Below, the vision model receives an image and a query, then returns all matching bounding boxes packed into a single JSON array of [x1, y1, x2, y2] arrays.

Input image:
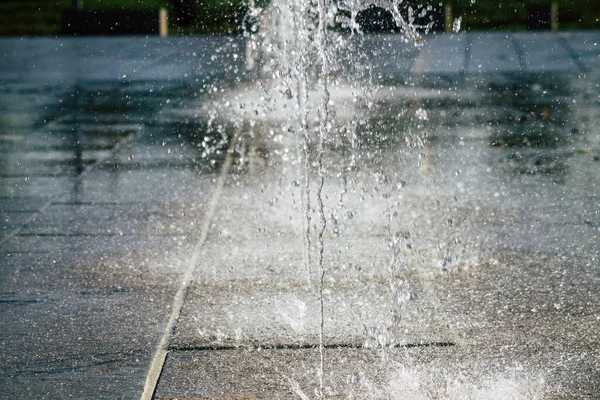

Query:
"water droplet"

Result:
[[415, 108, 428, 121], [440, 256, 453, 267], [452, 17, 462, 33]]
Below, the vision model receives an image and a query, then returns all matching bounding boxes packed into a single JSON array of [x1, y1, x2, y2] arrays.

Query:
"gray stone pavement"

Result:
[[0, 32, 599, 399]]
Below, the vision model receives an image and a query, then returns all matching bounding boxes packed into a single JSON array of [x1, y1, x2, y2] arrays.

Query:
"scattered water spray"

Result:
[[336, 0, 425, 45], [315, 0, 332, 395], [239, 0, 440, 395]]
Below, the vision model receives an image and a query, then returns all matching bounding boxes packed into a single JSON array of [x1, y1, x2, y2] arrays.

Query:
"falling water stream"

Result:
[[315, 1, 330, 394], [242, 0, 431, 396], [239, 0, 450, 397], [189, 0, 588, 397]]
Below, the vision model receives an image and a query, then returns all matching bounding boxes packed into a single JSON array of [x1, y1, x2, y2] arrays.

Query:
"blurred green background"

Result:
[[454, 0, 599, 30], [0, 0, 598, 36]]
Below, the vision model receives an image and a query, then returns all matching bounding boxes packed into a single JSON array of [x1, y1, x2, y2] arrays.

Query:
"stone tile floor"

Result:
[[0, 32, 599, 399]]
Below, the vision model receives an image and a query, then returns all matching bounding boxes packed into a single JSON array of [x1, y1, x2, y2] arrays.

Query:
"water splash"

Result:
[[452, 16, 462, 33], [239, 0, 436, 395], [357, 364, 547, 399], [336, 0, 425, 45], [244, 0, 433, 395]]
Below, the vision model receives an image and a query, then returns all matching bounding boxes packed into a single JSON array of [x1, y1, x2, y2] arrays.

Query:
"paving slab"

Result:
[[157, 325, 598, 399], [20, 202, 209, 236], [512, 32, 578, 72], [356, 35, 420, 81], [0, 36, 245, 83], [0, 213, 36, 241], [0, 197, 48, 213], [0, 37, 230, 398], [158, 248, 600, 398], [56, 169, 219, 205], [413, 33, 468, 75], [0, 256, 180, 399], [468, 32, 520, 73], [159, 58, 598, 399], [0, 176, 79, 200], [411, 31, 600, 75], [559, 31, 600, 70]]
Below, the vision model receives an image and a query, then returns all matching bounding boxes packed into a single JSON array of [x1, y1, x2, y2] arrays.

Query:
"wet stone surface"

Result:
[[0, 36, 244, 398], [1, 33, 599, 399]]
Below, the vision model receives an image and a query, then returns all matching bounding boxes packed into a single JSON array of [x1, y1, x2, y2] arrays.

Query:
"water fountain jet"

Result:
[[186, 1, 568, 398]]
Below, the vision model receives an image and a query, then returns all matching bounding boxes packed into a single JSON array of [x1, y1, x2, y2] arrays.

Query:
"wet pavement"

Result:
[[1, 32, 599, 399]]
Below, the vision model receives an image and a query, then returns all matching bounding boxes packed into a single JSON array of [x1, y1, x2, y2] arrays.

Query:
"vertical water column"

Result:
[[243, 0, 431, 394], [315, 0, 331, 396]]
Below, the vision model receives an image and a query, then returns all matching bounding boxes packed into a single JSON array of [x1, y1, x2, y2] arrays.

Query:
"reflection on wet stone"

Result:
[[0, 31, 599, 399]]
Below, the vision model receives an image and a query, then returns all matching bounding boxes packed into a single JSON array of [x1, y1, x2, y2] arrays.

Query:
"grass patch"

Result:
[[0, 0, 598, 35], [0, 0, 173, 36], [452, 0, 600, 30]]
